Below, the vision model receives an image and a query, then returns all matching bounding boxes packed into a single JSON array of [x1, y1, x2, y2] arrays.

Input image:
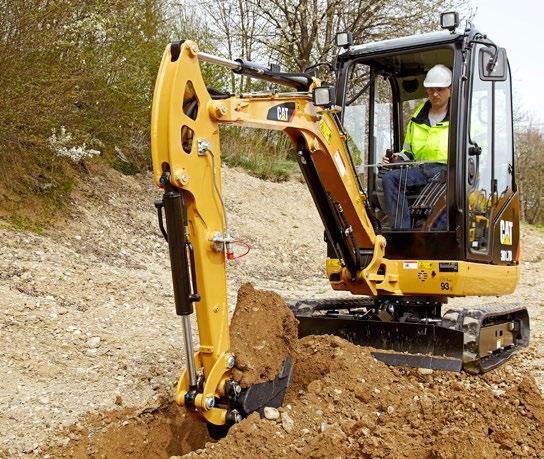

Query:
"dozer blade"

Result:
[[296, 313, 464, 372], [291, 299, 530, 373]]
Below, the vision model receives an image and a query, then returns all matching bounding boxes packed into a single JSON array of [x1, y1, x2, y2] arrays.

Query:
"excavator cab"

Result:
[[294, 19, 527, 374], [336, 21, 519, 265]]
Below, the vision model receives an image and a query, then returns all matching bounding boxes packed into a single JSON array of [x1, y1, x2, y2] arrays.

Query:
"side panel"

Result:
[[327, 259, 519, 297], [489, 192, 520, 264]]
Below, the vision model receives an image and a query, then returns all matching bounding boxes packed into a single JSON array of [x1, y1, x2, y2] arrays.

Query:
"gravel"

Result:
[[1, 166, 543, 457]]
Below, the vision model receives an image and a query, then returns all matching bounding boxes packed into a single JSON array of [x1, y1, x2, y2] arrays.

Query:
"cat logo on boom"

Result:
[[267, 102, 295, 122]]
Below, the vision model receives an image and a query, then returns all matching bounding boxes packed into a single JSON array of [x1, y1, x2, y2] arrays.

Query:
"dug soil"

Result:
[[186, 334, 544, 459], [230, 283, 298, 387], [45, 286, 544, 459], [182, 286, 544, 459]]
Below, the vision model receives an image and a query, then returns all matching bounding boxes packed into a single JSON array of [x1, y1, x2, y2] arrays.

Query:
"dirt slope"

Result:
[[1, 166, 543, 457]]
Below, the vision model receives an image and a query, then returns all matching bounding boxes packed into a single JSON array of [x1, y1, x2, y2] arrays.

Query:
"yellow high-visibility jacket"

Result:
[[402, 99, 449, 164]]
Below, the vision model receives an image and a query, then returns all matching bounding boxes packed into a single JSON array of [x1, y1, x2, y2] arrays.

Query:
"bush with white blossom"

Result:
[[48, 127, 101, 162]]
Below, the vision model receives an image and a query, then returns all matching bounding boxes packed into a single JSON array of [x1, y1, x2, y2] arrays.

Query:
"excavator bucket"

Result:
[[290, 299, 529, 373]]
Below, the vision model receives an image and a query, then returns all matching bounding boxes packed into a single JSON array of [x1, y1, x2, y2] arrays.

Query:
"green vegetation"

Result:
[[0, 0, 170, 226], [223, 155, 298, 182], [220, 127, 299, 182], [0, 0, 493, 229]]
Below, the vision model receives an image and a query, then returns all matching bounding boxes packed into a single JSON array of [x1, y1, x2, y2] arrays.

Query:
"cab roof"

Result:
[[340, 30, 462, 60]]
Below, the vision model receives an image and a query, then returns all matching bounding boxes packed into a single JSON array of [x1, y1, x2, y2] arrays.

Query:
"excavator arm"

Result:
[[150, 40, 398, 428]]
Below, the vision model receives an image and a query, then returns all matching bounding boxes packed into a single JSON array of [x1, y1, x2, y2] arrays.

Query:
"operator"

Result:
[[381, 64, 451, 230]]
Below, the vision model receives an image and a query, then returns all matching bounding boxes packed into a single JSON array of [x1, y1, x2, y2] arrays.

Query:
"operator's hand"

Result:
[[381, 152, 398, 164]]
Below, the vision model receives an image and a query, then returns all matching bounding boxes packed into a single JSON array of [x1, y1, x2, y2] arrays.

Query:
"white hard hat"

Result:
[[424, 64, 452, 88]]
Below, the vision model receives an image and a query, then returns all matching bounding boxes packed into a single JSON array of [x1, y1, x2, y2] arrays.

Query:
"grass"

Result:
[[223, 154, 298, 182], [220, 127, 300, 182], [111, 158, 140, 176], [1, 215, 45, 234]]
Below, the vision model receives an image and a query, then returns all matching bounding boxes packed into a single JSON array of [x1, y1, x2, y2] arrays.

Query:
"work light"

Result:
[[335, 32, 353, 49], [441, 12, 459, 31], [312, 87, 335, 107]]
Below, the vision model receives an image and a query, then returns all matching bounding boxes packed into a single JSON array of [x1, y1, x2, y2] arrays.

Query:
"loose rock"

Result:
[[264, 407, 280, 421], [281, 412, 294, 433]]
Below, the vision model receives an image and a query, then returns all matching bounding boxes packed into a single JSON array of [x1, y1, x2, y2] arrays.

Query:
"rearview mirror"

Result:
[[479, 47, 507, 81]]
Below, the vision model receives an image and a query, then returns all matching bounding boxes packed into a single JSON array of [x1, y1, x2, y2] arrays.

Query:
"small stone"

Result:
[[85, 349, 97, 357], [387, 405, 395, 414], [315, 409, 323, 416], [354, 386, 371, 403], [493, 389, 505, 398], [115, 395, 123, 406], [264, 407, 280, 420], [302, 428, 310, 435], [281, 412, 294, 433], [320, 422, 330, 433], [87, 337, 101, 348], [307, 379, 322, 394], [418, 368, 434, 375], [333, 389, 342, 395], [451, 381, 464, 391]]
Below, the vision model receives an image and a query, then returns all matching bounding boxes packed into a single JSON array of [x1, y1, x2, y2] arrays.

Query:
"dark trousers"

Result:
[[382, 164, 446, 230]]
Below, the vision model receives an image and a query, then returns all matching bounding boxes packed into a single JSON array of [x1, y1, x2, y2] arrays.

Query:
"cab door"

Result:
[[465, 43, 518, 264]]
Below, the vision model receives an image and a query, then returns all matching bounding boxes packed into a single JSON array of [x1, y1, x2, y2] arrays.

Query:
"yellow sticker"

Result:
[[321, 120, 332, 144], [326, 258, 342, 269], [418, 261, 433, 270]]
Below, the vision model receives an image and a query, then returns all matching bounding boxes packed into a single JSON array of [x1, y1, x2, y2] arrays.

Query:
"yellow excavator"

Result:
[[151, 12, 529, 435]]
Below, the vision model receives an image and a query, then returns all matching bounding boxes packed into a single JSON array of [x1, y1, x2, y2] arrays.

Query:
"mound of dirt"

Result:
[[229, 283, 298, 387], [186, 334, 544, 459]]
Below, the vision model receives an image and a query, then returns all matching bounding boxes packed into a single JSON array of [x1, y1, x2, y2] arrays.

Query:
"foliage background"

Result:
[[0, 0, 540, 225]]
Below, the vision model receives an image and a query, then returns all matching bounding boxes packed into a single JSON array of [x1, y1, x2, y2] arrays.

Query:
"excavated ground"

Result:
[[1, 165, 543, 458]]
